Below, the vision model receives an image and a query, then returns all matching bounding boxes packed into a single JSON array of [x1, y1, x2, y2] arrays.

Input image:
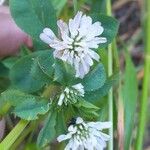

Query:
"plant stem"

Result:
[[106, 1, 113, 150], [136, 0, 150, 149], [73, 0, 77, 15], [0, 120, 29, 150]]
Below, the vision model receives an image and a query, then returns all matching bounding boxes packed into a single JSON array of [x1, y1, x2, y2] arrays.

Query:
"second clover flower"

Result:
[[40, 11, 107, 78]]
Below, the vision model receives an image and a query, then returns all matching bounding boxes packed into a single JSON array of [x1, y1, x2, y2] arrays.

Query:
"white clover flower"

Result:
[[57, 117, 111, 150], [40, 11, 107, 78], [0, 0, 5, 5], [58, 83, 84, 106]]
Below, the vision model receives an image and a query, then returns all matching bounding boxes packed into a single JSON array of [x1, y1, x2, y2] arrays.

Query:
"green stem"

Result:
[[0, 120, 29, 150], [106, 1, 114, 150], [136, 0, 150, 149], [73, 0, 77, 15]]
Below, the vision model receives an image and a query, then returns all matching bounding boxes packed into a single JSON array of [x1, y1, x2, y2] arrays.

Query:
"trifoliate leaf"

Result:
[[10, 0, 57, 49], [84, 74, 118, 102], [53, 59, 75, 85], [0, 89, 48, 116], [10, 50, 54, 93], [13, 99, 50, 120], [82, 63, 106, 91]]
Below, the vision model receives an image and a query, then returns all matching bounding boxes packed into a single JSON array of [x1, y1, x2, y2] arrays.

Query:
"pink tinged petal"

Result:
[[40, 33, 52, 44], [57, 133, 72, 142], [57, 19, 69, 35], [58, 93, 65, 106], [88, 49, 100, 61], [57, 20, 73, 44]]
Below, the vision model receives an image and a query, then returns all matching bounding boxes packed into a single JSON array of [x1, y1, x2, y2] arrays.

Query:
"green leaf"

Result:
[[122, 53, 138, 150], [84, 74, 118, 102], [51, 0, 67, 16], [10, 0, 57, 48], [75, 99, 99, 110], [0, 89, 48, 116], [90, 0, 106, 14], [90, 14, 119, 48], [10, 50, 54, 93], [0, 62, 9, 77], [0, 89, 33, 107], [74, 99, 99, 119], [37, 111, 57, 147], [53, 59, 75, 85], [82, 63, 106, 91], [38, 51, 55, 78], [55, 111, 66, 136], [0, 77, 10, 93], [13, 99, 50, 120], [2, 57, 19, 69]]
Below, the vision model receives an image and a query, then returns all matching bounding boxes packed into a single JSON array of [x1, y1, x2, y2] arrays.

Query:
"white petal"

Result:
[[72, 83, 84, 91], [69, 11, 83, 38], [76, 117, 84, 124], [78, 15, 92, 37], [57, 19, 69, 36], [61, 50, 70, 61], [85, 54, 94, 66], [97, 37, 107, 43], [43, 28, 56, 39], [58, 93, 65, 106], [88, 121, 112, 130], [68, 125, 77, 134], [40, 33, 52, 44], [57, 20, 73, 45], [87, 49, 100, 61], [50, 41, 67, 50], [57, 133, 72, 142]]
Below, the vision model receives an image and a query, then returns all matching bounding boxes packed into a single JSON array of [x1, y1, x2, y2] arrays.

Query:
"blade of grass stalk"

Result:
[[136, 0, 150, 149], [106, 1, 115, 150], [0, 120, 29, 150], [122, 51, 138, 150], [73, 0, 77, 15]]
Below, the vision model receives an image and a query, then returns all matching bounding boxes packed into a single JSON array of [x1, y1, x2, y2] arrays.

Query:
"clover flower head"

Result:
[[40, 11, 107, 78], [57, 83, 84, 106], [57, 117, 111, 150]]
